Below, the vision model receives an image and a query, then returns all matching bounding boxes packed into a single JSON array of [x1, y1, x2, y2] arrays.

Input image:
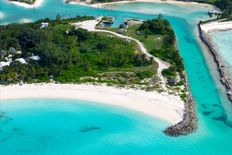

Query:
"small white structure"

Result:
[[16, 50, 22, 54], [208, 10, 223, 15], [30, 55, 40, 61], [40, 22, 49, 29], [15, 58, 27, 64], [0, 61, 11, 70]]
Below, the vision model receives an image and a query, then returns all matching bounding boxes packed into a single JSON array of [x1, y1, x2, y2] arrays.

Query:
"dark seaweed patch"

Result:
[[17, 149, 33, 153], [184, 36, 194, 43], [212, 104, 219, 107], [80, 126, 101, 133], [203, 111, 214, 116], [201, 104, 207, 109], [212, 116, 226, 121]]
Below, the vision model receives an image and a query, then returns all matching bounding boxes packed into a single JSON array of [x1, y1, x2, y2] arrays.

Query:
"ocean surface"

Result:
[[210, 30, 232, 76], [1, 0, 232, 154]]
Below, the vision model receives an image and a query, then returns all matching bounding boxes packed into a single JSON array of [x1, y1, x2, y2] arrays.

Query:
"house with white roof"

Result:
[[15, 58, 27, 64], [40, 22, 49, 29]]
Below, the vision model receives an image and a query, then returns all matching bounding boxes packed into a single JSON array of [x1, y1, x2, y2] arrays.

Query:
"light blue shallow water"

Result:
[[0, 99, 232, 155], [210, 30, 232, 75], [1, 0, 232, 154]]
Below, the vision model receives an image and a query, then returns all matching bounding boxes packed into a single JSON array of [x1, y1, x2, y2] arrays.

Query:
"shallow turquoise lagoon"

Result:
[[1, 0, 232, 154], [210, 30, 232, 75], [0, 99, 232, 155]]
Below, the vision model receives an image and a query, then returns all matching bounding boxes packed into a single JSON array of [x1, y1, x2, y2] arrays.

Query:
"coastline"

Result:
[[0, 83, 185, 125], [68, 0, 214, 8], [8, 0, 44, 8], [199, 21, 232, 102]]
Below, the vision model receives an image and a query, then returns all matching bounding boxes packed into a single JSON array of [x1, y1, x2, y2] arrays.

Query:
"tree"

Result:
[[17, 27, 38, 50]]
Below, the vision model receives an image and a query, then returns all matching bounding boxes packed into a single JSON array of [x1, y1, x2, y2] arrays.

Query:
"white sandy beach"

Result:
[[9, 0, 44, 8], [0, 84, 184, 125], [69, 0, 214, 8], [200, 21, 232, 33]]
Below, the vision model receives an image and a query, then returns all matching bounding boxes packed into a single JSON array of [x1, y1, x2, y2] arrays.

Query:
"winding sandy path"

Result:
[[72, 19, 169, 84]]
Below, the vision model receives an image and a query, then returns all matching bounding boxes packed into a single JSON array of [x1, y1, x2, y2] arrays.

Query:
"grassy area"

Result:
[[103, 24, 164, 52]]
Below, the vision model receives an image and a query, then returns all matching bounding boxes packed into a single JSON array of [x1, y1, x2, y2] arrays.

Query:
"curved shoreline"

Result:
[[0, 83, 185, 126], [8, 0, 44, 8], [199, 21, 232, 102], [68, 0, 214, 8]]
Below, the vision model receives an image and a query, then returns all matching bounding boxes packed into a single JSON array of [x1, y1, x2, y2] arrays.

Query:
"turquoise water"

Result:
[[0, 99, 232, 155], [1, 0, 232, 154], [210, 30, 232, 75]]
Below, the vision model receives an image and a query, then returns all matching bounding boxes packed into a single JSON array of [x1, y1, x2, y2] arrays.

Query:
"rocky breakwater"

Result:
[[164, 74, 197, 136], [198, 22, 232, 102]]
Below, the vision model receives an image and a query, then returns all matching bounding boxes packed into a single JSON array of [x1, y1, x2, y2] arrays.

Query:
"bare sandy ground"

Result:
[[0, 83, 184, 125], [69, 0, 214, 8], [200, 21, 232, 33]]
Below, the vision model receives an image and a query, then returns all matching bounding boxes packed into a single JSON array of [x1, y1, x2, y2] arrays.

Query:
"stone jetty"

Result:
[[198, 22, 232, 102], [164, 73, 197, 136]]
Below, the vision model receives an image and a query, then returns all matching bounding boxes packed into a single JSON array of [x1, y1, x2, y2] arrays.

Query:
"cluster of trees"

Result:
[[138, 18, 176, 45], [191, 0, 232, 19], [0, 17, 152, 83], [137, 18, 184, 79], [215, 0, 232, 18]]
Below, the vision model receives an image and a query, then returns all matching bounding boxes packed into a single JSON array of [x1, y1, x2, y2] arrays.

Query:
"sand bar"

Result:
[[200, 21, 232, 33], [69, 0, 214, 8], [9, 0, 44, 8], [0, 83, 184, 125]]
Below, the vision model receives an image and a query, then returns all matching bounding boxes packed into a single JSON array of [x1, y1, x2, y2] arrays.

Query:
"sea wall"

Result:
[[198, 23, 232, 102], [164, 73, 198, 136]]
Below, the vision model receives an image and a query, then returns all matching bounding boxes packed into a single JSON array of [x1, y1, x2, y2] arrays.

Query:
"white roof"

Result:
[[0, 61, 11, 69], [15, 58, 27, 64], [30, 55, 40, 61]]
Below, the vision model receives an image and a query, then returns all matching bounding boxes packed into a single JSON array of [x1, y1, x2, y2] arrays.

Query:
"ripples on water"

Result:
[[0, 0, 232, 154]]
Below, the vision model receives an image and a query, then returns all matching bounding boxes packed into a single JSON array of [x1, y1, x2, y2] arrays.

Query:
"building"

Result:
[[40, 22, 49, 29], [117, 28, 127, 34], [30, 55, 41, 61], [0, 61, 11, 70], [15, 58, 27, 64], [208, 10, 223, 15]]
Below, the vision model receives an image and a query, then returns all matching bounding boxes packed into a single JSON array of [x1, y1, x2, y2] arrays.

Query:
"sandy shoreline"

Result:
[[200, 21, 232, 32], [199, 21, 232, 102], [0, 83, 184, 125], [9, 0, 44, 8], [69, 0, 214, 8]]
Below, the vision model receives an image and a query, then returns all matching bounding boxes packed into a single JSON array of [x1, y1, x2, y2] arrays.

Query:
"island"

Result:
[[0, 15, 197, 136]]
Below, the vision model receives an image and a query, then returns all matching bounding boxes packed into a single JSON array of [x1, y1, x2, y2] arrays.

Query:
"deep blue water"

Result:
[[1, 0, 232, 154]]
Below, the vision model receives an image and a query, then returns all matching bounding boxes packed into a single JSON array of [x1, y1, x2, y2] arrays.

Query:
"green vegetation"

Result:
[[192, 0, 232, 19], [103, 17, 185, 87], [10, 0, 36, 5], [125, 24, 164, 51], [138, 18, 184, 83], [0, 16, 157, 88]]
